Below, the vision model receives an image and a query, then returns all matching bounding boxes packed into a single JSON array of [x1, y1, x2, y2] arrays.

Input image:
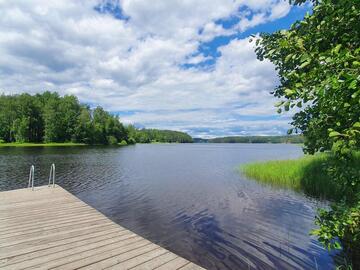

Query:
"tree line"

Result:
[[127, 125, 193, 143], [194, 135, 304, 144], [0, 92, 193, 145]]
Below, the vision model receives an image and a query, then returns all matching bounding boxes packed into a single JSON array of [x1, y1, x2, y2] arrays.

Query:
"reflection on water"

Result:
[[0, 144, 336, 269]]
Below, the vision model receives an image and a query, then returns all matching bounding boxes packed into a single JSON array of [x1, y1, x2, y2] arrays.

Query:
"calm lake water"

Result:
[[0, 144, 336, 269]]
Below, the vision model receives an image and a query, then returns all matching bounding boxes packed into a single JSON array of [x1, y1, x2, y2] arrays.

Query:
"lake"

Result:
[[0, 144, 336, 269]]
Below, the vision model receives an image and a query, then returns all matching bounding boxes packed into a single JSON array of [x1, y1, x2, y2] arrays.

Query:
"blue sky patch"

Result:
[[94, 1, 129, 21]]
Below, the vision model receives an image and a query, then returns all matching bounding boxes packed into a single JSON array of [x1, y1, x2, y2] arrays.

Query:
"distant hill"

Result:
[[127, 126, 193, 143], [193, 135, 304, 144]]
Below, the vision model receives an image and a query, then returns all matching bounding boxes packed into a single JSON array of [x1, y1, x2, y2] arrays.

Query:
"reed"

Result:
[[241, 153, 360, 201]]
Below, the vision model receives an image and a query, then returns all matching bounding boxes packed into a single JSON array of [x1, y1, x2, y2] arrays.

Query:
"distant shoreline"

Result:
[[0, 140, 304, 147], [0, 142, 87, 147], [193, 135, 304, 144]]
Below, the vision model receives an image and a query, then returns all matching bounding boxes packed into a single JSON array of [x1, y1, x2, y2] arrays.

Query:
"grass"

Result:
[[0, 142, 87, 147], [241, 153, 360, 201]]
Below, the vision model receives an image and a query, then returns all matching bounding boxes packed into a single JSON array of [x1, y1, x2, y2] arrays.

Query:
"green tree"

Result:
[[253, 0, 360, 267], [0, 92, 131, 145], [129, 127, 193, 143], [12, 117, 29, 142], [59, 95, 81, 142], [126, 124, 137, 144], [93, 106, 109, 144], [0, 95, 18, 142], [43, 93, 63, 142], [16, 94, 43, 142], [75, 107, 94, 144]]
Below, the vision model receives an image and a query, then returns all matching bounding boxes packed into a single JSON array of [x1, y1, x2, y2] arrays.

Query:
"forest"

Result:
[[127, 125, 193, 143], [0, 92, 192, 145]]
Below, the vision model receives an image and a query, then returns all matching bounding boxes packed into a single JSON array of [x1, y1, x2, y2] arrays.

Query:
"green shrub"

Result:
[[127, 137, 136, 145], [107, 136, 118, 145], [119, 140, 127, 146]]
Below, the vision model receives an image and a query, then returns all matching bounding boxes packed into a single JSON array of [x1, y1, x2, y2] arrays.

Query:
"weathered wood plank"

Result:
[[0, 204, 89, 221], [179, 263, 206, 270], [155, 257, 190, 270], [0, 217, 119, 244], [0, 222, 115, 257], [106, 248, 169, 269], [37, 239, 151, 270], [0, 185, 204, 270], [0, 209, 100, 229], [0, 215, 109, 241], [1, 232, 138, 270], [75, 243, 159, 270], [0, 224, 116, 259], [0, 228, 121, 267], [122, 251, 178, 270]]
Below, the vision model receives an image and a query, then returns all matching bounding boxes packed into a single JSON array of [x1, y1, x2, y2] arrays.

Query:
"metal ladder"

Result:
[[48, 163, 55, 188], [28, 165, 35, 190], [27, 164, 56, 190]]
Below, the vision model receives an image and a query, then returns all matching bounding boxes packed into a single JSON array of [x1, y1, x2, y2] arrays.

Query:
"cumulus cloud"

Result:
[[0, 0, 296, 136]]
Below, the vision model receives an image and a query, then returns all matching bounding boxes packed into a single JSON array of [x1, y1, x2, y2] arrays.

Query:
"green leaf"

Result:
[[333, 44, 342, 54], [284, 89, 295, 96], [351, 91, 360, 99], [297, 38, 304, 49], [299, 61, 310, 69], [353, 122, 360, 128], [285, 54, 293, 63], [284, 101, 290, 111], [329, 131, 341, 137], [267, 49, 276, 56], [275, 101, 284, 107], [349, 80, 357, 90]]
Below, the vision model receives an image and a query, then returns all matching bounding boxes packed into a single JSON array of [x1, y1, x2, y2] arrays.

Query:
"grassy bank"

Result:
[[0, 142, 87, 147], [241, 153, 360, 201]]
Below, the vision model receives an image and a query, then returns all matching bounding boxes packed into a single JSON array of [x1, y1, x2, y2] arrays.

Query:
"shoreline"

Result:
[[0, 142, 88, 147]]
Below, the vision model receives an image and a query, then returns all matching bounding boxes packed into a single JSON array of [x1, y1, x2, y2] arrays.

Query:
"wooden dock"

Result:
[[0, 185, 204, 270]]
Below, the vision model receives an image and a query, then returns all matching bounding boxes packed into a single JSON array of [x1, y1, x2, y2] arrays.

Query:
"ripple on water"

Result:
[[0, 144, 338, 269]]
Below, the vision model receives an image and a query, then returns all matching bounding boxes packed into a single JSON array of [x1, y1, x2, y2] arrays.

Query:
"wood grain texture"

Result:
[[0, 185, 204, 270]]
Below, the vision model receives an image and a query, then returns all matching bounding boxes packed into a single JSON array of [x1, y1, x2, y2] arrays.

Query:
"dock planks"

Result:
[[0, 185, 204, 270]]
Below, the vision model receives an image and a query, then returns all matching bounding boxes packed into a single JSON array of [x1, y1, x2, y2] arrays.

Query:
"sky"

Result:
[[0, 0, 310, 138]]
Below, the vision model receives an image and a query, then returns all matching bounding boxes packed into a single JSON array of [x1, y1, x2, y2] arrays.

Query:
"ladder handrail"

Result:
[[48, 163, 55, 188], [28, 165, 35, 190]]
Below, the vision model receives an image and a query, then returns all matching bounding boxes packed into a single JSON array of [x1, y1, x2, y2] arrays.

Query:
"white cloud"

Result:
[[0, 0, 296, 136]]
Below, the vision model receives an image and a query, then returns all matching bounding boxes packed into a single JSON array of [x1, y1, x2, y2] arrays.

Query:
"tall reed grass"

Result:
[[241, 153, 360, 201]]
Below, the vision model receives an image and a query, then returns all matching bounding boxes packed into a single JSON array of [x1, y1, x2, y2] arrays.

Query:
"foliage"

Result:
[[253, 0, 360, 267], [127, 137, 136, 145], [254, 0, 360, 154], [0, 92, 128, 145], [127, 125, 193, 143], [107, 136, 118, 145], [0, 92, 193, 146], [0, 142, 86, 147], [119, 140, 128, 146], [314, 202, 360, 253]]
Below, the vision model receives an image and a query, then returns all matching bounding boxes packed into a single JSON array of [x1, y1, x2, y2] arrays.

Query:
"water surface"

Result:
[[0, 144, 335, 269]]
